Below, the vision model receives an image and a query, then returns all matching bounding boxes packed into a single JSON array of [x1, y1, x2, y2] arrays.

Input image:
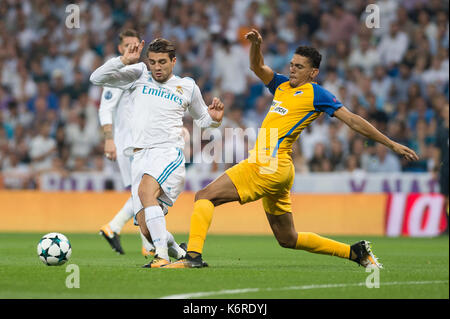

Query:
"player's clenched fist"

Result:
[[120, 40, 145, 65], [245, 29, 262, 45], [207, 97, 224, 123]]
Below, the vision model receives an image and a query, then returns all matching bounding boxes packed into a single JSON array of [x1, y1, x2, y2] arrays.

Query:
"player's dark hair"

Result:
[[147, 38, 176, 60], [119, 29, 141, 43], [295, 46, 322, 69]]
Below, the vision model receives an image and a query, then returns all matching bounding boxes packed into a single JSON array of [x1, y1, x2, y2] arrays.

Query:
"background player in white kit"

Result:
[[98, 29, 156, 257], [90, 38, 225, 268]]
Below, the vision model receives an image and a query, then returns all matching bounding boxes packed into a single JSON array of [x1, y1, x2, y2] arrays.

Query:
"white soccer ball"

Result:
[[37, 232, 72, 266]]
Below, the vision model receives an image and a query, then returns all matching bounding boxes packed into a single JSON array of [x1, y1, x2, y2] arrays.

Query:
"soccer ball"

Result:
[[37, 232, 72, 266]]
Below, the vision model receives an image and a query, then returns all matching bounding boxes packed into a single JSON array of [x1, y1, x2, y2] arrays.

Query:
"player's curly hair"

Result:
[[295, 46, 322, 69], [147, 38, 176, 60]]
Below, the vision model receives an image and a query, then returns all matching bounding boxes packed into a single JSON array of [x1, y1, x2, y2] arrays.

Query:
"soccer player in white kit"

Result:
[[98, 29, 155, 256], [90, 38, 224, 268]]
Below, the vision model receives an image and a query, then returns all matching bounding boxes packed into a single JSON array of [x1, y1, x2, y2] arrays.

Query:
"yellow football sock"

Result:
[[295, 232, 350, 259], [187, 199, 215, 254]]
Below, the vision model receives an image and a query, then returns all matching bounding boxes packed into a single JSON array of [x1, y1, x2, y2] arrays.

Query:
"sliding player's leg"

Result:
[[163, 172, 241, 268], [265, 207, 351, 258], [187, 172, 241, 254], [264, 195, 382, 268], [163, 159, 263, 269]]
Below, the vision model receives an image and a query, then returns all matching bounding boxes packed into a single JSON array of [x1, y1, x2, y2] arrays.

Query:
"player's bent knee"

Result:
[[277, 239, 293, 249], [195, 188, 213, 202], [276, 234, 297, 249], [195, 190, 225, 207], [195, 186, 235, 206]]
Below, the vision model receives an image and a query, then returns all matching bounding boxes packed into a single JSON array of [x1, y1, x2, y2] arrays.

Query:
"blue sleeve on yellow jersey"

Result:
[[312, 83, 343, 117], [266, 73, 289, 95]]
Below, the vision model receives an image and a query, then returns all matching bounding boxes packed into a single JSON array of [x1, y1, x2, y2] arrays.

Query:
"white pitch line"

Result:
[[160, 280, 449, 299]]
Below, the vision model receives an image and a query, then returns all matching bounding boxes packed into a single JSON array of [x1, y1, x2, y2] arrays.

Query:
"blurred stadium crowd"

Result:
[[0, 0, 448, 189]]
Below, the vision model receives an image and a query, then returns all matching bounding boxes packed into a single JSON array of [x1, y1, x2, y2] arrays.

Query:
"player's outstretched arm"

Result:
[[245, 29, 274, 85], [334, 106, 419, 161], [90, 40, 145, 89]]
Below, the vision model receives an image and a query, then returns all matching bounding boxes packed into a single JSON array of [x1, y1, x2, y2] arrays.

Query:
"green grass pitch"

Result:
[[0, 233, 448, 299]]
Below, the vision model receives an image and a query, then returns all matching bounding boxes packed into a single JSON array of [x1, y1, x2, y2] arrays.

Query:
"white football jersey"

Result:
[[98, 86, 132, 155], [90, 57, 220, 156]]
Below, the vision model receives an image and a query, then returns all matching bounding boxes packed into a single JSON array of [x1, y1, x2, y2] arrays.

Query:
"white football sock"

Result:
[[144, 205, 169, 261], [109, 196, 134, 234], [167, 231, 186, 259], [140, 230, 155, 251]]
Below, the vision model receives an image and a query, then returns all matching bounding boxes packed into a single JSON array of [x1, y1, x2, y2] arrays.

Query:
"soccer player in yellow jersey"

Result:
[[163, 29, 419, 269]]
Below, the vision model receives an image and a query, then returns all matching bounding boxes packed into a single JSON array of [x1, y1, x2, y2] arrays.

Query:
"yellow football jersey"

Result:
[[249, 73, 343, 161]]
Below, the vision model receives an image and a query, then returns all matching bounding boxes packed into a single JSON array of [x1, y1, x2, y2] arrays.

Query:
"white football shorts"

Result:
[[131, 147, 185, 216]]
